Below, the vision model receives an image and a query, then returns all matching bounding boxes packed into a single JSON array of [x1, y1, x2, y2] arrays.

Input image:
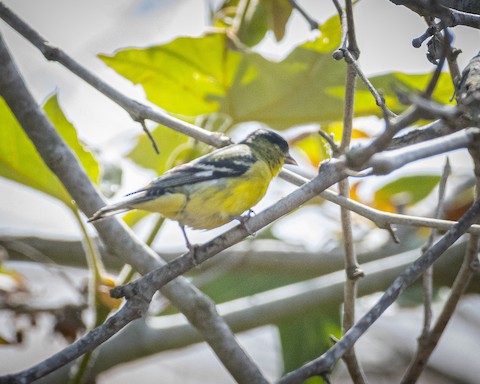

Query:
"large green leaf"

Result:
[[99, 16, 348, 129], [100, 33, 236, 117], [100, 15, 453, 131], [0, 94, 99, 207]]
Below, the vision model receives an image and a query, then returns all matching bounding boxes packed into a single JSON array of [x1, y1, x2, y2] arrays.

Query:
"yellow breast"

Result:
[[182, 160, 273, 229]]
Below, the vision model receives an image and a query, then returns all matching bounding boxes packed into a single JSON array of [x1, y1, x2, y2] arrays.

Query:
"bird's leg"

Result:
[[179, 224, 199, 265], [233, 209, 256, 236]]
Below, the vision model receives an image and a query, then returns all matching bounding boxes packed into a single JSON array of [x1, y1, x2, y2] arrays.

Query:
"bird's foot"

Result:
[[187, 242, 200, 266], [179, 224, 200, 266], [234, 209, 256, 236]]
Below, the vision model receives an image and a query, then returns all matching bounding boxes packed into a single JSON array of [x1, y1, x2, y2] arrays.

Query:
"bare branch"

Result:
[[367, 128, 480, 175], [38, 242, 472, 380], [401, 234, 479, 383], [338, 56, 366, 383], [280, 169, 480, 236], [387, 119, 464, 150], [0, 289, 152, 384], [420, 158, 451, 340], [288, 0, 319, 30]]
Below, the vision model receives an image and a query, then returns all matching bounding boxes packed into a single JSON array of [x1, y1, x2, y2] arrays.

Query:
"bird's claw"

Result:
[[234, 209, 256, 236], [187, 243, 200, 266]]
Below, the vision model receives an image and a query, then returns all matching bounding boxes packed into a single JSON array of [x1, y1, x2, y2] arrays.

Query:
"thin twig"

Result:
[[337, 6, 366, 381], [420, 158, 451, 338], [344, 35, 458, 171], [397, 0, 480, 48], [422, 28, 449, 98], [139, 120, 159, 154], [288, 0, 319, 30], [401, 234, 479, 384], [331, 0, 348, 60], [343, 49, 396, 120], [388, 119, 466, 150], [344, 0, 359, 59]]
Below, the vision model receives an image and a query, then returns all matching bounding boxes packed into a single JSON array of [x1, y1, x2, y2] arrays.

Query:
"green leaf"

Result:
[[235, 0, 269, 47], [0, 94, 99, 207], [369, 71, 455, 108], [213, 0, 293, 44], [127, 124, 192, 174], [0, 95, 70, 204], [295, 133, 332, 167], [43, 95, 100, 184], [264, 0, 293, 42], [100, 33, 236, 117], [278, 307, 341, 376], [99, 17, 346, 129], [374, 175, 441, 211]]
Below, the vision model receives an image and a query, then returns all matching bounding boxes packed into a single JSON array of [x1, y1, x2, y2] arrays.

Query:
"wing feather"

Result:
[[128, 144, 257, 197]]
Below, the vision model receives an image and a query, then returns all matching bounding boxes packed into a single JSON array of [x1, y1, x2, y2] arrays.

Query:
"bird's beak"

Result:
[[284, 153, 297, 166]]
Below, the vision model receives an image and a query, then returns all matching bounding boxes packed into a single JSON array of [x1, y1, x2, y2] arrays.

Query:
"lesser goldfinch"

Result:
[[88, 129, 296, 246]]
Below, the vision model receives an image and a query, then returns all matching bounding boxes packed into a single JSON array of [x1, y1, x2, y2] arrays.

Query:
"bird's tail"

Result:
[[88, 191, 152, 222], [87, 202, 132, 222]]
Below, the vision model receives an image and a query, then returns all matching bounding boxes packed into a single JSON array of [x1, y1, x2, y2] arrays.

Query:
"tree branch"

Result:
[[420, 158, 450, 345], [367, 127, 480, 175], [288, 0, 319, 30], [338, 48, 366, 383]]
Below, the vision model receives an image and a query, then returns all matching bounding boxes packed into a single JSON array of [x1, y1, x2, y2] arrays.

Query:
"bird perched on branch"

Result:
[[88, 129, 297, 248]]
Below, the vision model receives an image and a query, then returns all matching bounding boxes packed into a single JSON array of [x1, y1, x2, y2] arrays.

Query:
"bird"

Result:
[[88, 129, 297, 248]]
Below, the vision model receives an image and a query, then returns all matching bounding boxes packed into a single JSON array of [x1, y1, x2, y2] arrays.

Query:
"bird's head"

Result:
[[242, 129, 297, 174]]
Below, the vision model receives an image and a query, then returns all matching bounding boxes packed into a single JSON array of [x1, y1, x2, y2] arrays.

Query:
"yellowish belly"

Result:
[[135, 162, 273, 230]]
